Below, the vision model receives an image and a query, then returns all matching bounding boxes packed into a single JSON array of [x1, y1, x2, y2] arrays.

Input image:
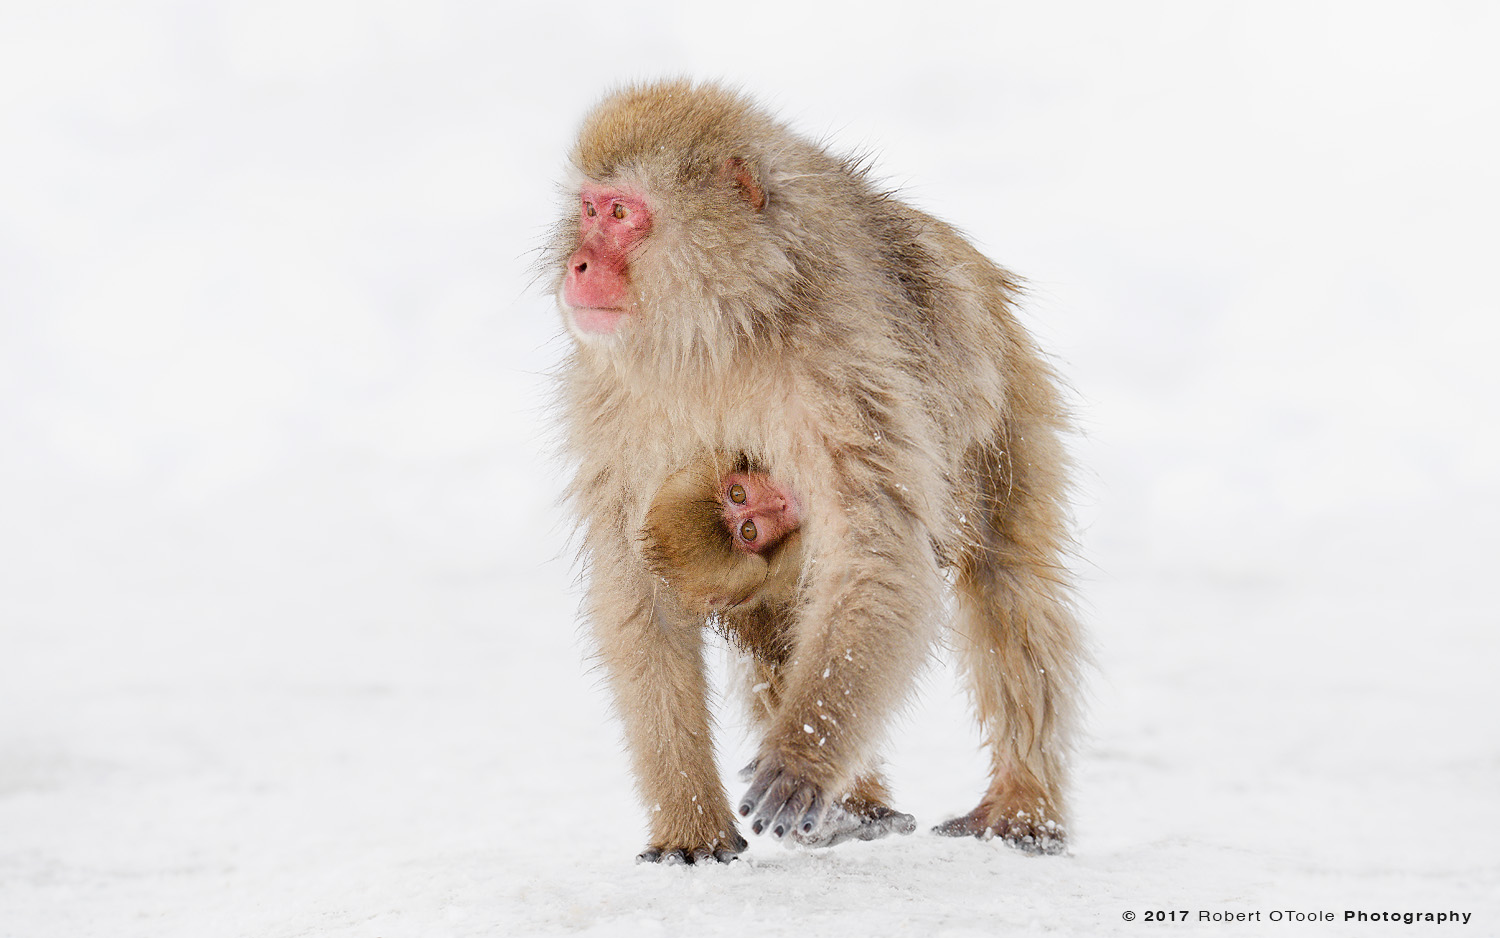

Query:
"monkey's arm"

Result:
[[585, 523, 746, 863], [738, 452, 947, 841]]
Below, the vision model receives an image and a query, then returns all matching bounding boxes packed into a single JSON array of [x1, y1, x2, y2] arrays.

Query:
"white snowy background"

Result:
[[2, 1, 1497, 935]]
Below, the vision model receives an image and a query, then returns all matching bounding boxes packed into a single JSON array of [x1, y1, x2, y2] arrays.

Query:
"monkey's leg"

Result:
[[589, 556, 745, 864], [936, 568, 1079, 854], [937, 449, 1083, 854]]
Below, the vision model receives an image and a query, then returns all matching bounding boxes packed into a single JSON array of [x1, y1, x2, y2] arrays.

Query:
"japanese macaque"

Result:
[[641, 455, 804, 612], [552, 81, 1084, 864]]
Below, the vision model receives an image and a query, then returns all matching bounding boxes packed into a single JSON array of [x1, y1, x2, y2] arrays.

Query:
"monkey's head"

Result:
[[553, 81, 828, 368], [642, 459, 805, 612], [719, 471, 799, 557]]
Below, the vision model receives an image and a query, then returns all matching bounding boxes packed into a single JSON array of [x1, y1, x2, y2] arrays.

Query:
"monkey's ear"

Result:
[[722, 157, 767, 212]]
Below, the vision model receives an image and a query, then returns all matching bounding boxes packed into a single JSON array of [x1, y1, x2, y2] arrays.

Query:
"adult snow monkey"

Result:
[[551, 81, 1084, 864]]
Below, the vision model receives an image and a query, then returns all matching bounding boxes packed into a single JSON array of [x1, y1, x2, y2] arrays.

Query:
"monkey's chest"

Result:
[[614, 373, 793, 466]]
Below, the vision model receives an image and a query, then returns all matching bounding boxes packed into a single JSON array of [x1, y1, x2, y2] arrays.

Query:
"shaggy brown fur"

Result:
[[552, 80, 1084, 862]]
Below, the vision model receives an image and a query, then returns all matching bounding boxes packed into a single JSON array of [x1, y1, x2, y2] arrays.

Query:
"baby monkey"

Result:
[[642, 455, 804, 611], [641, 454, 917, 850]]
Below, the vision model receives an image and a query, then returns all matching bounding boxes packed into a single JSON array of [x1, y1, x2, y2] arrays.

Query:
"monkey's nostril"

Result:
[[575, 261, 588, 274]]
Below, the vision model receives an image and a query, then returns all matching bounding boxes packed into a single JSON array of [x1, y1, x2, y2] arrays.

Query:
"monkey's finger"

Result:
[[796, 792, 828, 837], [1005, 826, 1067, 856], [887, 809, 918, 836], [862, 803, 917, 831], [795, 801, 857, 847], [738, 769, 777, 820], [707, 832, 748, 863], [746, 771, 800, 836], [856, 807, 917, 841], [689, 846, 715, 864], [769, 784, 817, 839], [931, 808, 987, 838], [636, 846, 692, 865]]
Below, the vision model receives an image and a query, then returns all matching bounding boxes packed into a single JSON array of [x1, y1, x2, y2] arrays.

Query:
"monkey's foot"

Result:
[[636, 832, 747, 865], [933, 806, 1067, 855], [796, 799, 916, 848]]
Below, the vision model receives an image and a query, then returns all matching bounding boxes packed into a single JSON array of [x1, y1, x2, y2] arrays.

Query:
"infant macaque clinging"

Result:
[[551, 80, 1084, 864], [642, 454, 804, 613]]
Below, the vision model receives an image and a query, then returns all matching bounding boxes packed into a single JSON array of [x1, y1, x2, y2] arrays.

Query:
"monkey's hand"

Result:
[[737, 755, 839, 842], [740, 758, 916, 847], [795, 800, 917, 848], [636, 831, 748, 866]]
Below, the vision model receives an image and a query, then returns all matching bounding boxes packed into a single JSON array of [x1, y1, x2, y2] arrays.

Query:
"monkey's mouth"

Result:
[[569, 306, 631, 337]]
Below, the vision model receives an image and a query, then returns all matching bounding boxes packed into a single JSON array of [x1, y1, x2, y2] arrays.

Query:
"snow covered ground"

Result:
[[3, 2, 1498, 935]]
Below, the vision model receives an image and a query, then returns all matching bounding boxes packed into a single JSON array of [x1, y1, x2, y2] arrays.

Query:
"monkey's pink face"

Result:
[[721, 472, 801, 555], [559, 183, 653, 342]]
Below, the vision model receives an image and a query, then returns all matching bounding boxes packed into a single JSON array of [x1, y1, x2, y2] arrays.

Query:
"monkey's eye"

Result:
[[729, 483, 747, 504], [584, 202, 597, 217], [740, 520, 758, 542], [612, 203, 628, 220]]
